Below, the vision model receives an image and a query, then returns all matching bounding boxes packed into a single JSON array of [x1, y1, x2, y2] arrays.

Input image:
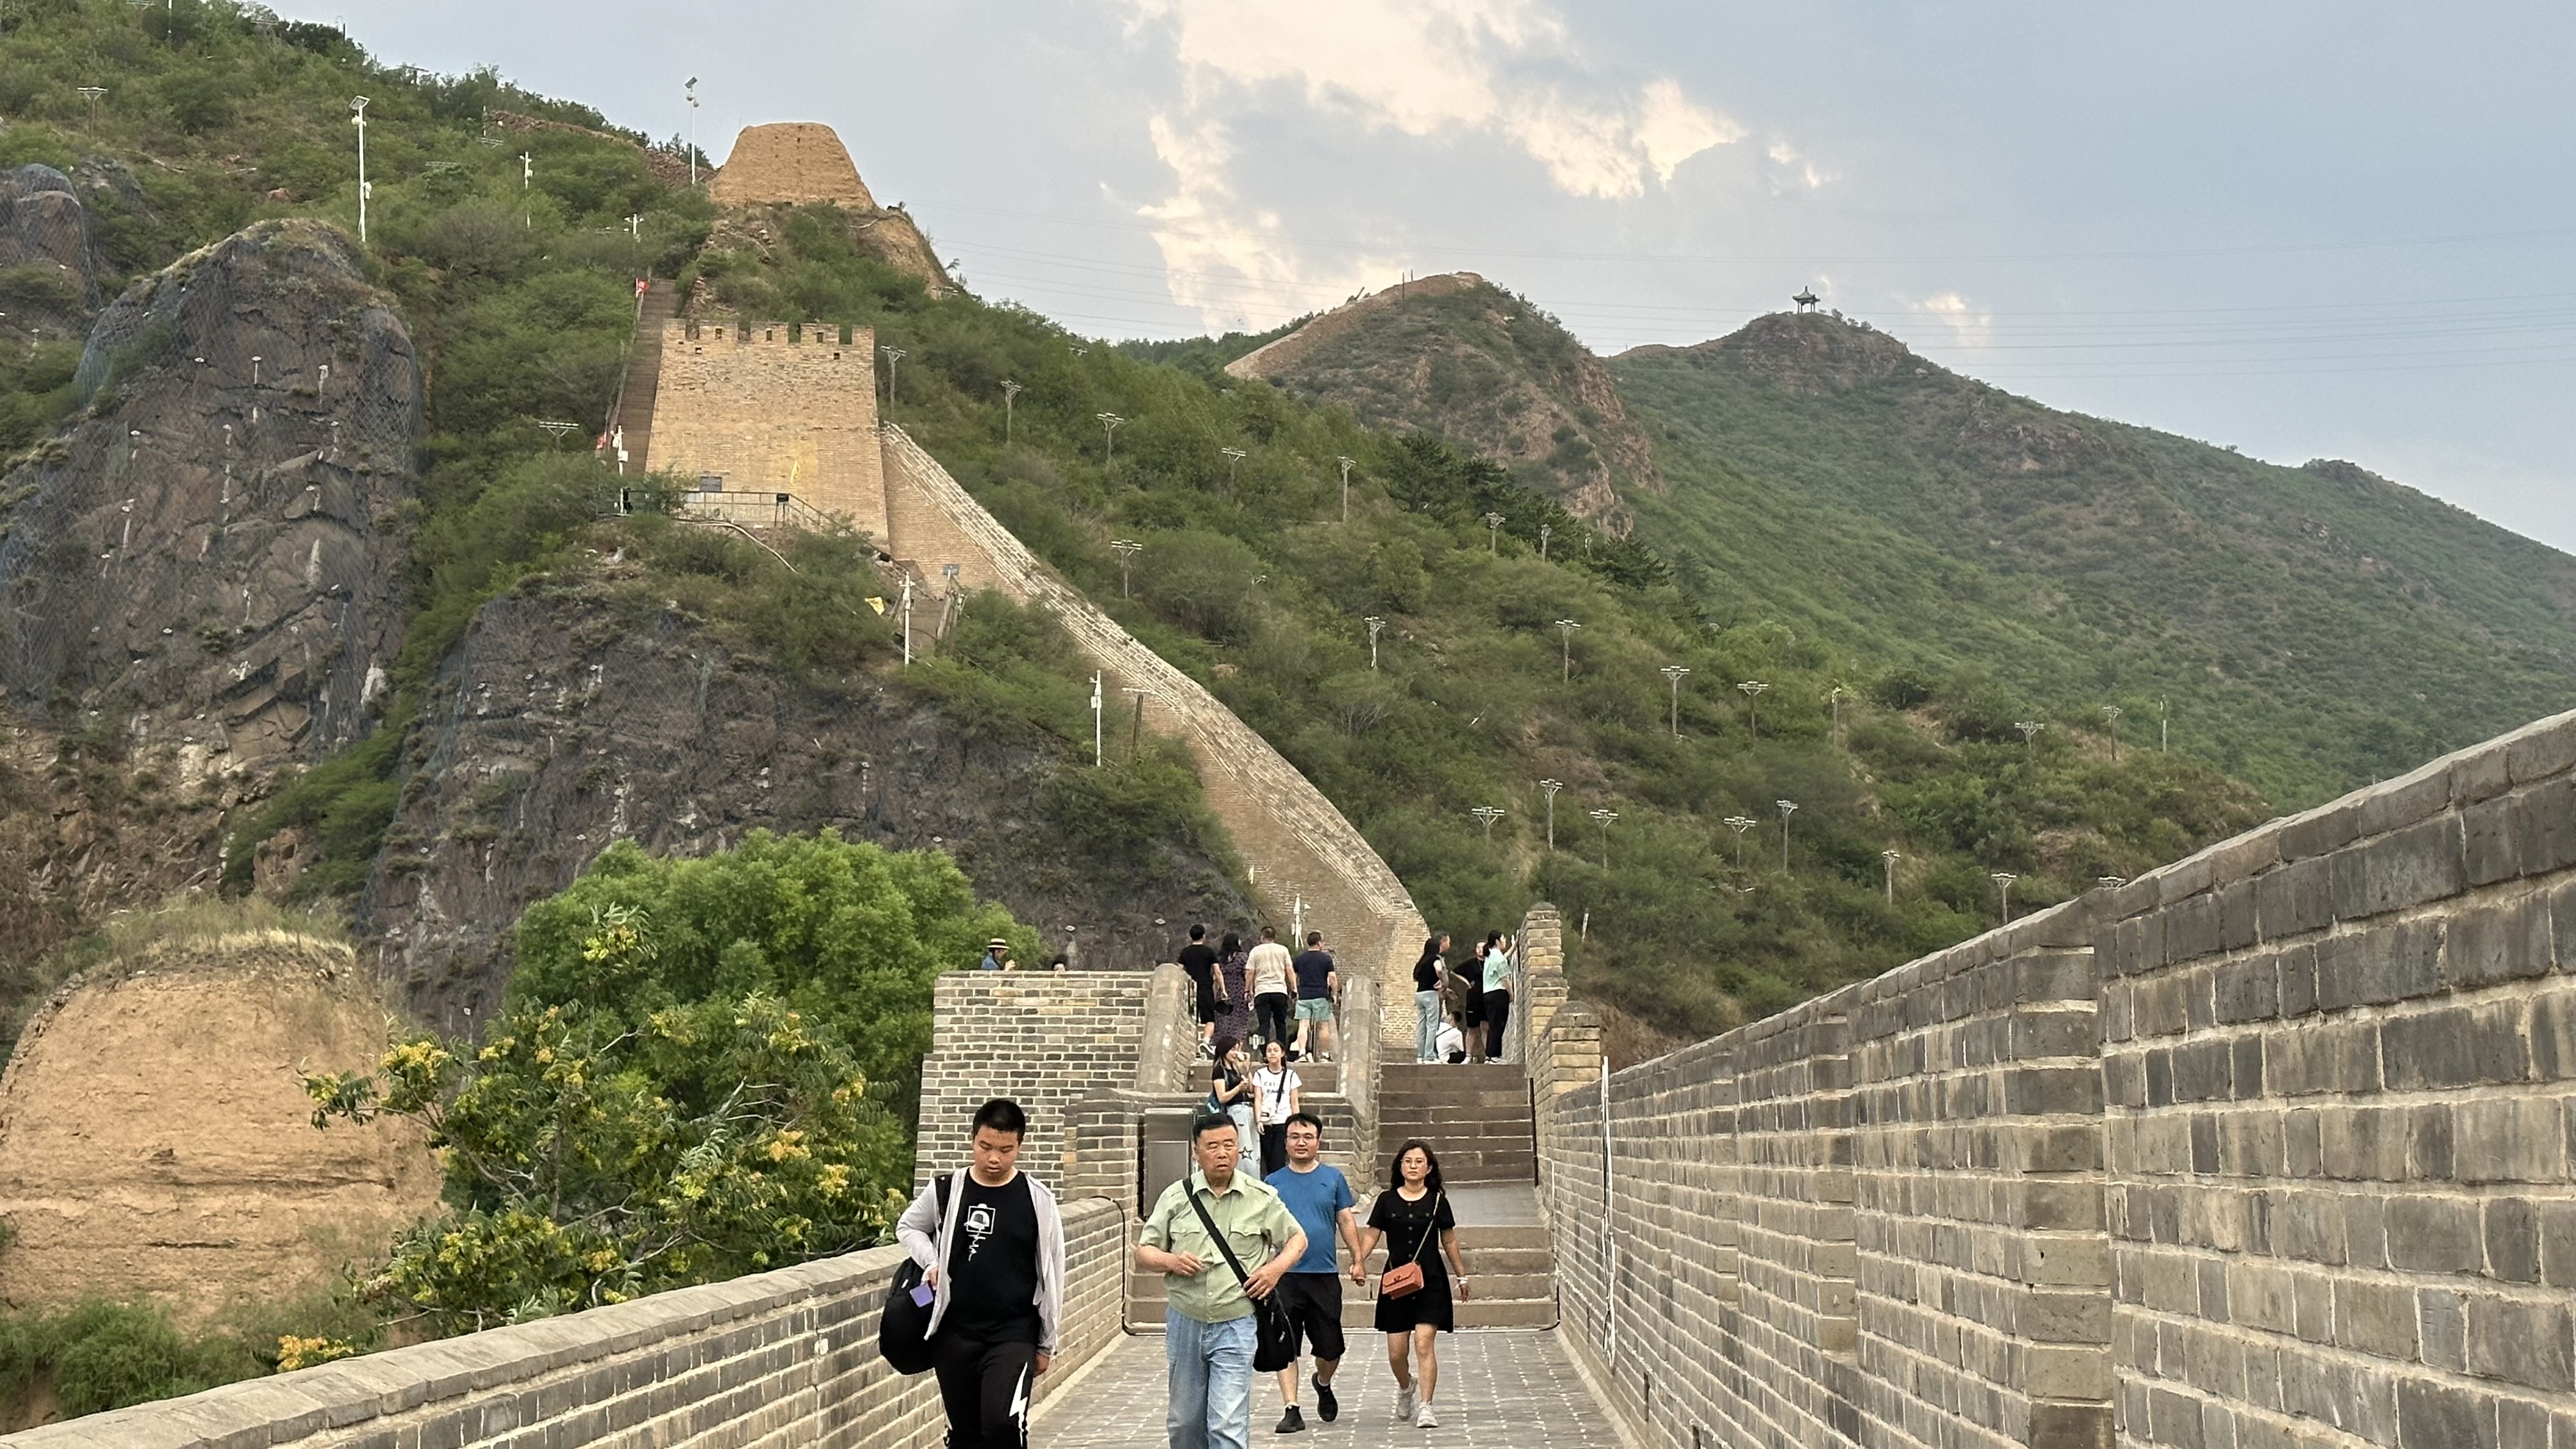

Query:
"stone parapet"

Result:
[[916, 970, 1158, 1192]]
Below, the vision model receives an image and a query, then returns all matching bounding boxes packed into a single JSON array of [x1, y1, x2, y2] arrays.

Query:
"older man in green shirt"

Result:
[[1138, 1114, 1307, 1449]]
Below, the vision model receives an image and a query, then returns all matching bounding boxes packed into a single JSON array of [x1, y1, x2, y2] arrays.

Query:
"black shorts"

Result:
[[1273, 1273, 1346, 1362], [1195, 985, 1220, 1025]]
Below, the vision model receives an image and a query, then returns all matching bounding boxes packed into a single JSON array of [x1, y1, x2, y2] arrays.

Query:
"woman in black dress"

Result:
[[1355, 1140, 1468, 1429]]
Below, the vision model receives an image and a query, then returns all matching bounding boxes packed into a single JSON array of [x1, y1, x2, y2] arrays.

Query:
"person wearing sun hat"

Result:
[[979, 937, 1011, 972]]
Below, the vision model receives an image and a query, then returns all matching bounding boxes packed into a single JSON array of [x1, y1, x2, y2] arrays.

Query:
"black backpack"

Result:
[[879, 1172, 954, 1375]]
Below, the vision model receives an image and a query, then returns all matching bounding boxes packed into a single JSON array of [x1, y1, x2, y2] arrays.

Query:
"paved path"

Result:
[[1036, 1330, 1625, 1448]]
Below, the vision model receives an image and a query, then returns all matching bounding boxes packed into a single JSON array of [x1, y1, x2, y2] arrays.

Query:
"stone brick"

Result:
[[2386, 1196, 2484, 1275], [2331, 816, 2468, 922], [2333, 1279, 2418, 1359], [2485, 1198, 2540, 1284], [2467, 1295, 2576, 1391], [2315, 920, 2442, 1011], [2380, 1002, 2529, 1091], [2444, 893, 2556, 989], [2520, 778, 2576, 875], [2396, 1376, 2497, 1449], [2214, 957, 2279, 1024], [2465, 795, 2524, 886], [2256, 859, 2334, 942]]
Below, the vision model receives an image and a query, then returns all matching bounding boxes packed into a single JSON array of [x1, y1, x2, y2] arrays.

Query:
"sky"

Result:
[[301, 1, 2576, 550]]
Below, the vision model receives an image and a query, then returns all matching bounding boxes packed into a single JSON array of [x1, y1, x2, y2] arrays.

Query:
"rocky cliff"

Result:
[[365, 585, 1250, 1031], [0, 218, 420, 781], [0, 164, 107, 343]]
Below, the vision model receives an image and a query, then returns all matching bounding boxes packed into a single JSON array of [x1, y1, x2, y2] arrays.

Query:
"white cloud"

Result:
[[1915, 292, 1995, 350], [1135, 116, 1399, 331], [1124, 0, 1770, 323]]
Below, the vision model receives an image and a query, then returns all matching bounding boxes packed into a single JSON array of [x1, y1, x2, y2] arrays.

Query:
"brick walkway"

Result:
[[1034, 1330, 1625, 1448]]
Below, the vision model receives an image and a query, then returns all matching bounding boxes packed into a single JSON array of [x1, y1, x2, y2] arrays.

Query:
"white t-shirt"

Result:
[[1247, 941, 1294, 997], [1435, 1022, 1465, 1059], [1253, 1066, 1301, 1125]]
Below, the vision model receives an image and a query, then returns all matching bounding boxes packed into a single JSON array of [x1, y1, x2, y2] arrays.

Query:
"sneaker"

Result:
[[1394, 1386, 1416, 1422], [1275, 1406, 1305, 1434], [1414, 1402, 1439, 1429], [1315, 1384, 1338, 1423]]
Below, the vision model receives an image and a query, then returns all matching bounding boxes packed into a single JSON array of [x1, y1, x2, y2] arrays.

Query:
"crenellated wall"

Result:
[[1535, 704, 2576, 1449], [647, 320, 887, 537]]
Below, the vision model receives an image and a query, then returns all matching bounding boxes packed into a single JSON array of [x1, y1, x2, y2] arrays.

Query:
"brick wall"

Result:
[[1531, 702, 2576, 1449], [916, 970, 1158, 1191], [0, 1199, 1124, 1449], [708, 123, 880, 209], [648, 321, 887, 538], [877, 426, 1429, 1036]]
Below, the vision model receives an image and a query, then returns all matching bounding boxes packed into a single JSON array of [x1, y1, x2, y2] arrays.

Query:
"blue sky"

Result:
[[309, 1, 2576, 549]]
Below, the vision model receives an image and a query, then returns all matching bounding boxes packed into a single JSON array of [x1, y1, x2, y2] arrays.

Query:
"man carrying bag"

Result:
[[1138, 1113, 1307, 1449], [894, 1099, 1068, 1449]]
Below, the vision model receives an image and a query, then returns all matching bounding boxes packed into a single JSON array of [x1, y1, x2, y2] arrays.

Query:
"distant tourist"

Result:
[[1479, 931, 1515, 1062], [1211, 1037, 1261, 1181], [1137, 1113, 1307, 1449], [979, 937, 1009, 972], [1252, 1038, 1301, 1178], [1215, 932, 1253, 1048], [1246, 926, 1295, 1054], [1446, 950, 1484, 1062], [1264, 1113, 1365, 1434], [1354, 1141, 1467, 1429], [1291, 931, 1338, 1062], [1411, 935, 1450, 1063], [1436, 1016, 1467, 1065], [894, 1098, 1068, 1449], [1179, 924, 1225, 1059], [1046, 953, 1069, 971]]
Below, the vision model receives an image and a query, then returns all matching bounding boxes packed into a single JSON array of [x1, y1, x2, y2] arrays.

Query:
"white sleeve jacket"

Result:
[[894, 1167, 1068, 1354]]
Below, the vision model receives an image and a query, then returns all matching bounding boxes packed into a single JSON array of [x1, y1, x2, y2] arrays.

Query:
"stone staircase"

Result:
[[606, 279, 678, 472], [1376, 1062, 1534, 1184]]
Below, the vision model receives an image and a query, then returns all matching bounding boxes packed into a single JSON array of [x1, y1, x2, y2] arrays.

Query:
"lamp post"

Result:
[[1738, 680, 1768, 740], [1471, 806, 1506, 846], [1830, 686, 1846, 746], [1556, 619, 1581, 681], [899, 574, 914, 666], [519, 150, 533, 227], [1776, 799, 1798, 871], [78, 86, 106, 130], [1000, 379, 1022, 443], [1992, 871, 2018, 923], [1883, 849, 1900, 903], [1661, 664, 1690, 738], [880, 346, 905, 406], [1483, 511, 1505, 553], [1097, 411, 1123, 463], [1539, 779, 1563, 850], [1364, 616, 1384, 671], [2103, 705, 2123, 762], [1588, 808, 1618, 869], [1538, 523, 1552, 560], [349, 96, 369, 244], [684, 77, 700, 185], [1336, 456, 1356, 522], [2159, 696, 2169, 754], [1220, 447, 1246, 489], [2016, 721, 2044, 760], [1090, 671, 1103, 766], [1724, 815, 1757, 869], [1109, 539, 1142, 598]]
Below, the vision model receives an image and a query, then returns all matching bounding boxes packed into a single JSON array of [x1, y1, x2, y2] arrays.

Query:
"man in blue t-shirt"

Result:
[[1263, 1113, 1363, 1434]]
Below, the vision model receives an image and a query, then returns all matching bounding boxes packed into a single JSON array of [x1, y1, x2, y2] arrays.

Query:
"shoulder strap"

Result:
[[1185, 1185, 1257, 1289], [1404, 1190, 1443, 1266]]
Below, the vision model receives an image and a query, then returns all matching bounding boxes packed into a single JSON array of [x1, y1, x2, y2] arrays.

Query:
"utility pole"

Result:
[[1830, 686, 1846, 746], [1364, 616, 1384, 671], [1001, 379, 1022, 444], [1588, 808, 1618, 869], [519, 150, 533, 227], [1661, 664, 1691, 738], [1538, 523, 1552, 560], [78, 86, 106, 131], [627, 213, 644, 240], [1883, 849, 1900, 903], [1091, 671, 1103, 766], [1539, 779, 1563, 850], [349, 96, 370, 244], [881, 346, 904, 406], [1992, 871, 2018, 923], [899, 574, 914, 666], [1483, 511, 1506, 553], [1471, 806, 1505, 846], [1556, 618, 1581, 682], [1098, 411, 1123, 463], [1337, 456, 1355, 521], [2159, 696, 2170, 754], [1776, 799, 1798, 871], [2103, 705, 2123, 762], [1123, 686, 1154, 760], [2016, 720, 2044, 760], [1110, 539, 1142, 598], [1738, 680, 1767, 740], [1220, 447, 1246, 489], [684, 77, 700, 185], [1724, 815, 1757, 869]]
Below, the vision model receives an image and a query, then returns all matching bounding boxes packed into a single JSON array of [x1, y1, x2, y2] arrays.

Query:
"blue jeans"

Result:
[[1414, 990, 1441, 1062], [1165, 1308, 1255, 1449]]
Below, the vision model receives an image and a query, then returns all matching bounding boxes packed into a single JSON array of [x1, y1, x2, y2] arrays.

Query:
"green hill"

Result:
[[1227, 278, 2576, 808]]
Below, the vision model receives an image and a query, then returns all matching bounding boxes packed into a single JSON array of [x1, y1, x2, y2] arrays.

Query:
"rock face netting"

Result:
[[0, 164, 106, 336], [0, 217, 422, 773]]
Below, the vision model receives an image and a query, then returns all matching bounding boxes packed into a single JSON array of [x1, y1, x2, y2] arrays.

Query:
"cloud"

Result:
[[1135, 116, 1399, 332], [1915, 292, 1995, 350], [1123, 0, 1768, 325]]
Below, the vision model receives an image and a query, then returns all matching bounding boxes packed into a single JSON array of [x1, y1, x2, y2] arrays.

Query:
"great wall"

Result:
[[14, 124, 2575, 1449]]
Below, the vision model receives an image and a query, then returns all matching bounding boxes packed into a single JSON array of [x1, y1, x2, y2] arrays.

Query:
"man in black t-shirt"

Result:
[[1289, 931, 1338, 1063], [1177, 924, 1223, 1059], [896, 1099, 1068, 1449]]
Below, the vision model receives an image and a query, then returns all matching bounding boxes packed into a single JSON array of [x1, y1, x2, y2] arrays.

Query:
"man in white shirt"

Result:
[[1245, 926, 1295, 1054]]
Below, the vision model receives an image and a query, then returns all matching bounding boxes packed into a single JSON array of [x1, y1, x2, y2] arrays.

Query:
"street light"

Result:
[[1882, 849, 1901, 903], [880, 346, 905, 406], [1776, 799, 1798, 871], [1991, 871, 2019, 923], [1109, 539, 1143, 598], [77, 86, 106, 130], [1588, 808, 1618, 869], [1556, 619, 1581, 681], [1000, 379, 1022, 444], [1470, 806, 1505, 845], [349, 96, 370, 244], [1724, 815, 1758, 869], [1483, 511, 1505, 553], [1090, 672, 1104, 766], [1738, 680, 1768, 739], [1363, 616, 1384, 671], [1336, 456, 1356, 521], [1539, 779, 1563, 850], [2159, 696, 2170, 754], [1830, 686, 1847, 745], [2103, 705, 2124, 762], [684, 77, 700, 185], [1660, 664, 1690, 738], [1220, 447, 1246, 489], [1097, 411, 1124, 462]]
